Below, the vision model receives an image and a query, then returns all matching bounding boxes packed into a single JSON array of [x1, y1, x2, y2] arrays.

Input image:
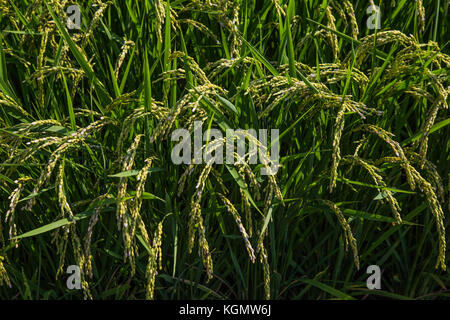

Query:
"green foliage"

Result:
[[0, 0, 449, 300]]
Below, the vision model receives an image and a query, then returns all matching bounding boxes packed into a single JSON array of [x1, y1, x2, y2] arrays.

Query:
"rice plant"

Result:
[[0, 0, 448, 300]]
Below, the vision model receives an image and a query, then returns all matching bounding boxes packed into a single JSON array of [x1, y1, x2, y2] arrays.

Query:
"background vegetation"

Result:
[[0, 0, 449, 299]]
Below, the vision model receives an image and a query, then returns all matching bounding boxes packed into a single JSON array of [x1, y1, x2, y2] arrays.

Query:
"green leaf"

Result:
[[45, 125, 71, 135], [240, 37, 279, 77], [108, 170, 139, 178], [298, 278, 356, 300], [352, 289, 412, 300], [60, 71, 76, 131], [402, 118, 450, 146], [127, 191, 165, 203], [216, 95, 238, 115], [45, 1, 111, 110], [373, 190, 395, 200], [342, 208, 417, 226], [225, 164, 262, 216]]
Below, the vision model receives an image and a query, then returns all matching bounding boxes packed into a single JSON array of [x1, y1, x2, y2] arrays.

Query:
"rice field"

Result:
[[0, 0, 449, 300]]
